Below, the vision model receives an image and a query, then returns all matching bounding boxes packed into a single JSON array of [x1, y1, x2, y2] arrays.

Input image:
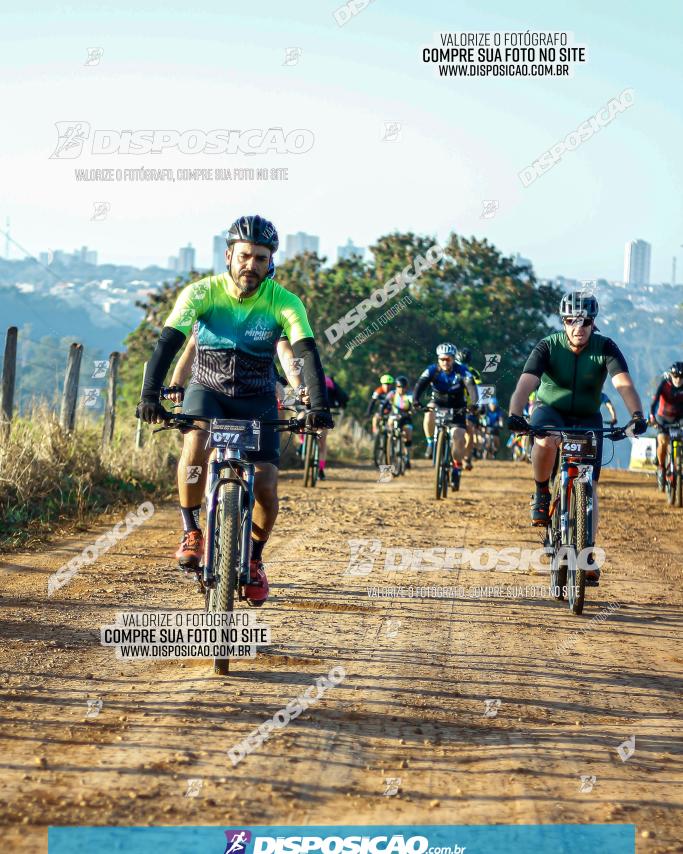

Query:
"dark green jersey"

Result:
[[522, 331, 628, 416]]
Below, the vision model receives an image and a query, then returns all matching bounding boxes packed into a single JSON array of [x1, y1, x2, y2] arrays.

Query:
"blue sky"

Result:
[[2, 0, 682, 280]]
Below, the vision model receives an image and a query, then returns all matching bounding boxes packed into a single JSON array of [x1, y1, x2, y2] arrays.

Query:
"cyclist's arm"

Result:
[[611, 371, 643, 417], [650, 380, 665, 418], [413, 368, 433, 407], [170, 333, 196, 387], [605, 400, 618, 422], [365, 392, 378, 417], [465, 375, 478, 406], [276, 337, 303, 389], [509, 373, 541, 417], [279, 295, 328, 410], [143, 280, 211, 400]]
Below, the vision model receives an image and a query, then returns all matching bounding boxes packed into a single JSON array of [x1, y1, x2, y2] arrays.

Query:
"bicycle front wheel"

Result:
[[304, 434, 318, 487], [676, 444, 683, 507], [435, 429, 449, 500], [666, 446, 676, 506], [568, 480, 588, 615], [207, 481, 241, 674]]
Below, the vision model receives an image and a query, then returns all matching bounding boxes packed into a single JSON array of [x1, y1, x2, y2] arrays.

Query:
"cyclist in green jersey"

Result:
[[508, 292, 646, 581], [136, 215, 332, 606]]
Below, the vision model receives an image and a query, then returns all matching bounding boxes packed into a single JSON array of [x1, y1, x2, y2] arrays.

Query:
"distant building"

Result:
[[283, 232, 319, 261], [624, 239, 651, 286], [38, 252, 51, 266], [177, 244, 196, 274], [213, 234, 226, 274], [513, 253, 532, 270], [85, 250, 97, 265], [337, 238, 364, 262]]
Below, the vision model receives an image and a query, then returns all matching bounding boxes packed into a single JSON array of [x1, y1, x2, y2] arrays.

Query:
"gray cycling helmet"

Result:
[[559, 291, 599, 319], [436, 342, 457, 357], [227, 215, 279, 253]]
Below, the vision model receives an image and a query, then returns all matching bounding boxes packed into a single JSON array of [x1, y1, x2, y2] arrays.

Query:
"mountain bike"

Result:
[[432, 406, 466, 500], [372, 411, 391, 469], [665, 420, 683, 507], [482, 426, 499, 460], [154, 410, 320, 674], [386, 414, 409, 477], [527, 421, 630, 615]]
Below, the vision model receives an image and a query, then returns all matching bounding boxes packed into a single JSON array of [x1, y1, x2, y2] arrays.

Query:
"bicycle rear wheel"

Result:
[[568, 480, 588, 615], [207, 481, 241, 675]]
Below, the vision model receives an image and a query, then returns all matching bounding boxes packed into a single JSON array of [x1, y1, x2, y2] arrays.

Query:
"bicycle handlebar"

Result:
[[152, 411, 321, 436], [526, 422, 633, 442]]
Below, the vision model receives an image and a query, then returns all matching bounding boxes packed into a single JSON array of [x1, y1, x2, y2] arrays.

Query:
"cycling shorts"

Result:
[[530, 404, 604, 481], [655, 415, 683, 435], [182, 383, 280, 466]]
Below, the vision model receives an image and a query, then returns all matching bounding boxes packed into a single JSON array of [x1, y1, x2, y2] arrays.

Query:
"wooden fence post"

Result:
[[101, 351, 120, 448], [135, 360, 148, 449], [1, 326, 18, 441], [60, 343, 83, 432]]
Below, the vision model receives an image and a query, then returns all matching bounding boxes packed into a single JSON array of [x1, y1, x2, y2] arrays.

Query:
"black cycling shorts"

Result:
[[655, 415, 681, 435], [530, 404, 604, 481], [182, 383, 280, 466]]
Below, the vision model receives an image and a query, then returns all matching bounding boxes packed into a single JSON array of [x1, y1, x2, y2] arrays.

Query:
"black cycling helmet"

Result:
[[227, 215, 279, 253], [669, 361, 683, 377], [559, 291, 599, 319], [457, 347, 472, 364], [395, 375, 409, 387]]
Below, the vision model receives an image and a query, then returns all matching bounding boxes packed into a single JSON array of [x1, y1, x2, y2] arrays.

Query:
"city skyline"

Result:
[[2, 2, 681, 282]]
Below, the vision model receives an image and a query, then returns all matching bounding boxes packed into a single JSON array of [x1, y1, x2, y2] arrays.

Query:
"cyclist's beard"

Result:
[[230, 258, 264, 295]]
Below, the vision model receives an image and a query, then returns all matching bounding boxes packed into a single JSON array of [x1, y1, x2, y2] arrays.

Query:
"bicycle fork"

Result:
[[559, 464, 594, 551], [203, 456, 255, 589]]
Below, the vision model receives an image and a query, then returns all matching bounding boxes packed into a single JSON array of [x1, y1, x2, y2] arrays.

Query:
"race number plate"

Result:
[[210, 419, 261, 451], [669, 427, 683, 440], [562, 433, 596, 459]]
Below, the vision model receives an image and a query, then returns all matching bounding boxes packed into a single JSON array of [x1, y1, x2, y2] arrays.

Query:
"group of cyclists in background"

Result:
[[134, 213, 681, 605]]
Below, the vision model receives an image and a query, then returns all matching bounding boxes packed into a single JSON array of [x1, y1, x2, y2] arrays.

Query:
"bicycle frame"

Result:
[[203, 444, 254, 591]]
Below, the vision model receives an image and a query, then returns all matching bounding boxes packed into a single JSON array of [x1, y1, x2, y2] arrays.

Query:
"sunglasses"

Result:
[[563, 317, 594, 328], [438, 355, 453, 361]]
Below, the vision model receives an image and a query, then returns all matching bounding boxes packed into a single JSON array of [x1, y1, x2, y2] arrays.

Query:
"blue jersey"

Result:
[[421, 362, 471, 394], [484, 406, 502, 428]]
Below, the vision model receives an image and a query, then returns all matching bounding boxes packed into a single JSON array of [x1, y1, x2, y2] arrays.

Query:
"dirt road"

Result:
[[1, 460, 681, 853]]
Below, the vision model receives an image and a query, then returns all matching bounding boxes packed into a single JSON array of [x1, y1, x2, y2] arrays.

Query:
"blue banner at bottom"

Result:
[[48, 824, 634, 854]]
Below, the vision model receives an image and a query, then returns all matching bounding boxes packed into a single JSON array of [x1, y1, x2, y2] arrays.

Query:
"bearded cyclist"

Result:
[[508, 292, 646, 584], [650, 361, 683, 491], [385, 375, 414, 468], [136, 214, 332, 606], [413, 343, 478, 484]]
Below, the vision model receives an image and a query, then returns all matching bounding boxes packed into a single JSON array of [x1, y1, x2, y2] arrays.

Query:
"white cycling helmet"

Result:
[[436, 342, 457, 357]]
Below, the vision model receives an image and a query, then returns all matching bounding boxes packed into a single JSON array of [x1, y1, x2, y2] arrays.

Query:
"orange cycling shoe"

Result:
[[175, 530, 204, 568], [245, 559, 269, 607]]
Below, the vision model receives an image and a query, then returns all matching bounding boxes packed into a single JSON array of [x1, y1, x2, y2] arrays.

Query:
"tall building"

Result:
[[178, 244, 196, 274], [624, 239, 651, 286], [337, 238, 364, 262], [513, 252, 532, 270], [213, 234, 226, 274], [284, 232, 319, 261]]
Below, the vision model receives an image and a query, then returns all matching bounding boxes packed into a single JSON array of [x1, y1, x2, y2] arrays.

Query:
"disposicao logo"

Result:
[[224, 830, 253, 854], [245, 834, 429, 854]]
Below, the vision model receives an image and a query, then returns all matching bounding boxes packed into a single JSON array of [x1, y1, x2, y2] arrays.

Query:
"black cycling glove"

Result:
[[306, 409, 334, 429], [507, 414, 530, 433], [630, 411, 647, 436], [136, 398, 167, 424]]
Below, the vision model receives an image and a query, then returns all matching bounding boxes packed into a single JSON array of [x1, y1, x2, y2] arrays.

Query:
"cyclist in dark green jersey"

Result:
[[136, 215, 332, 605], [508, 292, 646, 581]]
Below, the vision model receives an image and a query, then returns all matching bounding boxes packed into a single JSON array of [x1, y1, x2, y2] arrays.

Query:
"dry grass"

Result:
[[0, 404, 177, 550], [0, 407, 371, 551]]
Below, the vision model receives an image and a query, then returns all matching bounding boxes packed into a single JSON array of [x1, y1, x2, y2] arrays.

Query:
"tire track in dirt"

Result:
[[1, 460, 681, 852]]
